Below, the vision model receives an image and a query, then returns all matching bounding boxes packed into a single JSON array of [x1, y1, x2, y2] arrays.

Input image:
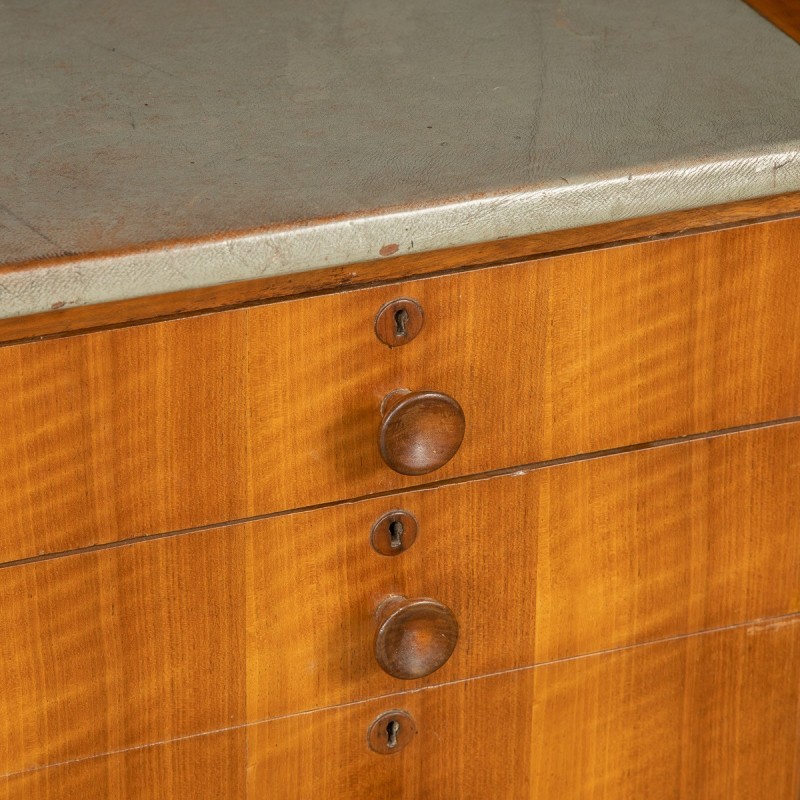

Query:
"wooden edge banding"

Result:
[[744, 0, 800, 43], [1, 192, 800, 345]]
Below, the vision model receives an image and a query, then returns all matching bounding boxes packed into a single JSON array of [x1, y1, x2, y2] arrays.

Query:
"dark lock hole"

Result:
[[394, 307, 409, 337], [388, 519, 404, 549], [386, 719, 400, 749]]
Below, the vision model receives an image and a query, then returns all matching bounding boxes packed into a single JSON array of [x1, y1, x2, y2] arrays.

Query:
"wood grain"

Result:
[[5, 619, 797, 799], [0, 730, 246, 800], [529, 617, 800, 799], [1, 192, 799, 345], [532, 421, 800, 662], [1, 423, 797, 774], [246, 422, 800, 720], [2, 217, 800, 561], [0, 531, 245, 774], [246, 618, 800, 799], [746, 0, 800, 43]]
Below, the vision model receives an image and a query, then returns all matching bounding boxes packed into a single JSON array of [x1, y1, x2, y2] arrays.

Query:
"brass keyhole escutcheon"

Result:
[[371, 510, 418, 556], [368, 710, 417, 754], [375, 298, 424, 347]]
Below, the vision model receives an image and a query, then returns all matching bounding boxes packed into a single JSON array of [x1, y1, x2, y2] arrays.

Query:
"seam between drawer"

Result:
[[2, 610, 799, 782], [2, 414, 799, 571]]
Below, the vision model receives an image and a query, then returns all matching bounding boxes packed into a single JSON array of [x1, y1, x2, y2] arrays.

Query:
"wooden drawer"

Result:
[[246, 619, 800, 800], [1, 218, 800, 561], [0, 731, 248, 800], [1, 423, 798, 775], [4, 618, 798, 799]]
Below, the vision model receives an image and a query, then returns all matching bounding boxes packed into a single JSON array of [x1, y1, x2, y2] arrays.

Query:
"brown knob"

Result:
[[374, 596, 459, 680], [378, 390, 465, 475]]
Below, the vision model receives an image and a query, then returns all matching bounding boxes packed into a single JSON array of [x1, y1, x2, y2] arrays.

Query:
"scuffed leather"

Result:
[[1, 0, 799, 318]]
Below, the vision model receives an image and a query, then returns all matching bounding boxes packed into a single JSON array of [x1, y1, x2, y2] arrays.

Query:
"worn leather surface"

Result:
[[0, 0, 799, 317]]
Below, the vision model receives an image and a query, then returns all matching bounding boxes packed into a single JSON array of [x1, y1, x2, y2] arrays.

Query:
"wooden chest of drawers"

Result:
[[2, 220, 800, 797], [2, 0, 799, 797]]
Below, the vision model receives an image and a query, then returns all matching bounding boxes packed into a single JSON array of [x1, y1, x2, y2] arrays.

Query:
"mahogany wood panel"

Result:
[[746, 0, 800, 43], [1, 424, 797, 774], [2, 217, 800, 561], [1, 193, 799, 346], [245, 618, 800, 799], [0, 730, 246, 800], [5, 619, 797, 798]]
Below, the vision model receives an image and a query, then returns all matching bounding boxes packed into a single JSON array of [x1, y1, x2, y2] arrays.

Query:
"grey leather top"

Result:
[[1, 0, 799, 318]]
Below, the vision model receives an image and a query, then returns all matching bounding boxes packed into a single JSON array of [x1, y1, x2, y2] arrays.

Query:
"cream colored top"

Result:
[[1, 0, 799, 317]]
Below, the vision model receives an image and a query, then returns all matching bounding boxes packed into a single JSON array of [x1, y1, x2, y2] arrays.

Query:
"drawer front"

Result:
[[1, 218, 800, 560], [1, 423, 798, 774], [246, 619, 800, 800], [4, 619, 798, 799], [0, 732, 247, 800]]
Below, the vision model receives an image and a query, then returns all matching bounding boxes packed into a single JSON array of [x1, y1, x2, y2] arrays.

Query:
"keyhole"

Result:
[[388, 519, 404, 549], [386, 719, 400, 749], [394, 307, 409, 337]]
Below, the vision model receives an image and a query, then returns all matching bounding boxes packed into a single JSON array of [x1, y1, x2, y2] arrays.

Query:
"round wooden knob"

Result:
[[374, 596, 459, 680], [378, 390, 465, 475]]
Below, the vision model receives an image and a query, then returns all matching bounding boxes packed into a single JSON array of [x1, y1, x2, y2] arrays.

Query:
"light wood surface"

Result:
[[0, 532, 246, 774], [532, 421, 800, 661], [0, 310, 250, 562], [246, 619, 800, 800], [0, 731, 246, 800], [2, 217, 800, 562], [527, 618, 800, 798], [2, 194, 799, 346], [2, 423, 797, 774], [5, 618, 797, 798], [247, 422, 800, 719]]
